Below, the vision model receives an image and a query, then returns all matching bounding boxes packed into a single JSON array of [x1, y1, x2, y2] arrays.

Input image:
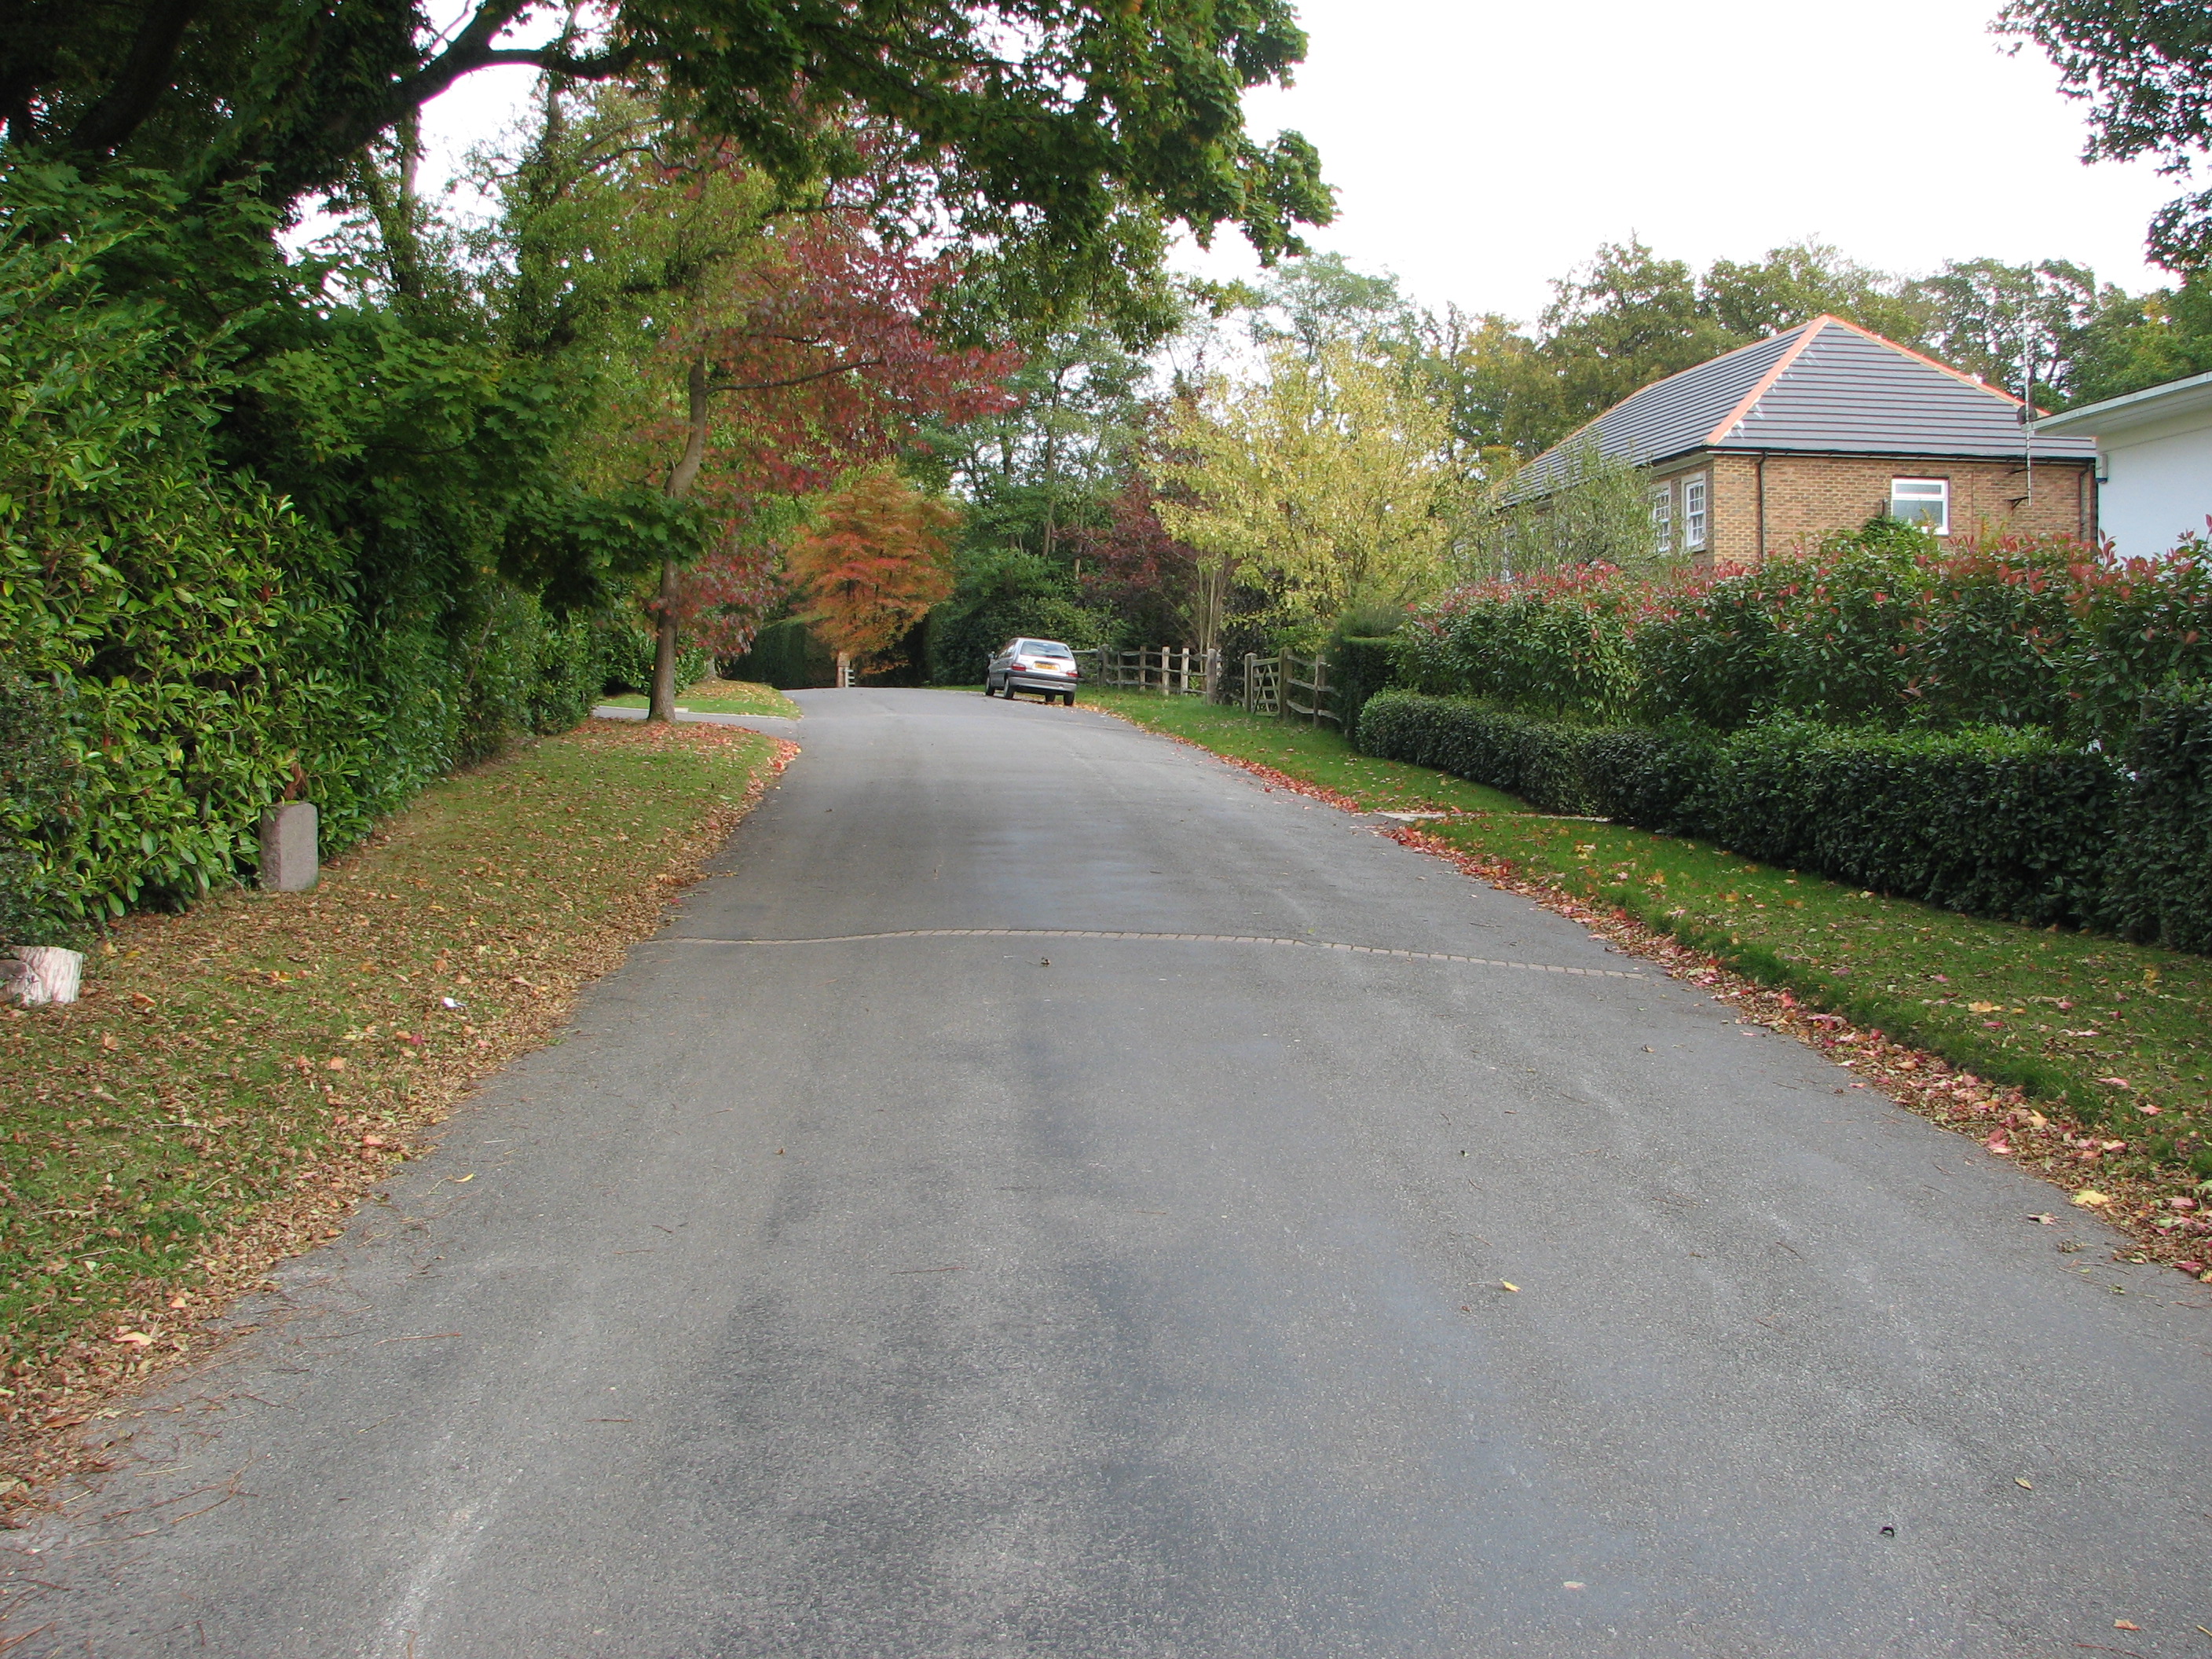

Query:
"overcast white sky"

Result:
[[415, 0, 2192, 324]]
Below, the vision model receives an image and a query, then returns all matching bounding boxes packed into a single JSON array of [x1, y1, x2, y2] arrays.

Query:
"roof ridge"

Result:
[[1815, 313, 2029, 409], [1529, 321, 1816, 466], [1702, 317, 1829, 446]]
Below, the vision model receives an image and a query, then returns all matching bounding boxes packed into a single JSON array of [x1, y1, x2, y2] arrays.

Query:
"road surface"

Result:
[[6, 688, 2207, 1657]]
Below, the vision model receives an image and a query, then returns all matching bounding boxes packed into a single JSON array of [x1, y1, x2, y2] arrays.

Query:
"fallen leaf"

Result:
[[2115, 1621, 2140, 1631], [2072, 1189, 2111, 1208], [112, 1331, 153, 1348], [2097, 1077, 2132, 1090], [2135, 1104, 2160, 1115], [100, 1031, 118, 1050], [449, 1173, 474, 1184], [1968, 1001, 2001, 1014], [2028, 1213, 2056, 1225], [326, 1057, 346, 1071], [2016, 1478, 2033, 1489], [1984, 1133, 2013, 1155], [1500, 1280, 1520, 1293]]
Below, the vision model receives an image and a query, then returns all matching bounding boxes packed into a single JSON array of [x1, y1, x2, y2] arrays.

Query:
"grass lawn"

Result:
[[1089, 690, 2212, 1214], [599, 675, 800, 717], [0, 719, 786, 1481]]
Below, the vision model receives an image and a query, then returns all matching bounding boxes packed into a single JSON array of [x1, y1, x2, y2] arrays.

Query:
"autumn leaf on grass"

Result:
[[1983, 1132, 2012, 1155], [2071, 1189, 2112, 1208], [1967, 1001, 2001, 1015]]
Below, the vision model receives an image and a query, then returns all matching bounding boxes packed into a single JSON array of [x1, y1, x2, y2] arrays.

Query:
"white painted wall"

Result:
[[2098, 416, 2212, 558]]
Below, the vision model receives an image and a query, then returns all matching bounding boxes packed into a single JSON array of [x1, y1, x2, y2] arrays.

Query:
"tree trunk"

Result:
[[650, 353, 712, 723]]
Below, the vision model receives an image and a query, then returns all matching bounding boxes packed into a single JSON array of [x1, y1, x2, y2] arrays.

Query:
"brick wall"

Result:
[[1661, 450, 2094, 571]]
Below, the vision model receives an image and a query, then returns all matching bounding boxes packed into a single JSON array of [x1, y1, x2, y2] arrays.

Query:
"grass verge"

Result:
[[0, 717, 792, 1500], [1090, 690, 2212, 1278], [599, 676, 801, 717]]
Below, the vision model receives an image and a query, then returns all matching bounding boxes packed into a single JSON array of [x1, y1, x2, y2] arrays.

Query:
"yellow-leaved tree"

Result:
[[1153, 342, 1459, 640], [786, 470, 961, 682]]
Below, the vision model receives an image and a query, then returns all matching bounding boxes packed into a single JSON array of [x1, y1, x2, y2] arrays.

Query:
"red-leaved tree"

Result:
[[785, 468, 961, 679], [644, 204, 1019, 714]]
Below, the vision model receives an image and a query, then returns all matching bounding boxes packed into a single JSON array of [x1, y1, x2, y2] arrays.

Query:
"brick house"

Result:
[[1511, 315, 2099, 569]]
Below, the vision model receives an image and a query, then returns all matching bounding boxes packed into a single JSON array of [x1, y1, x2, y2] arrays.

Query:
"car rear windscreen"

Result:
[[1023, 640, 1075, 657]]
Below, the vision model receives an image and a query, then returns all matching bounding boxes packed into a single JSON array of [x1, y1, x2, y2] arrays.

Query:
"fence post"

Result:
[[1313, 656, 1327, 727], [1243, 652, 1256, 713]]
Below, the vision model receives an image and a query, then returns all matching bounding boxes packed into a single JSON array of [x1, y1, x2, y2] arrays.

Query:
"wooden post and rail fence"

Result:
[[1068, 646, 1341, 727]]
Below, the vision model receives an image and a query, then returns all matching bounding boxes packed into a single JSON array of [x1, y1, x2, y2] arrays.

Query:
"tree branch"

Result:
[[708, 358, 888, 394], [64, 0, 205, 155]]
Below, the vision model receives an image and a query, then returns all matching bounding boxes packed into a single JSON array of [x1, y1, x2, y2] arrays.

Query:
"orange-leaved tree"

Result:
[[786, 471, 960, 682]]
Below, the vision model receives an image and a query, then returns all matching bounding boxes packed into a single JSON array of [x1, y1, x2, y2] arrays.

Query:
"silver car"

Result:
[[985, 637, 1081, 705]]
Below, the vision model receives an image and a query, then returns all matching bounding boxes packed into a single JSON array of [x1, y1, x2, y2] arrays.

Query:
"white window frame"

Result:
[[1682, 474, 1708, 551], [1649, 483, 1673, 555], [1889, 477, 1950, 536]]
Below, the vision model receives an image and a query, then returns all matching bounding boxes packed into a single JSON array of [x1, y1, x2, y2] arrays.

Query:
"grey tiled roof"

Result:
[[1514, 317, 2096, 496]]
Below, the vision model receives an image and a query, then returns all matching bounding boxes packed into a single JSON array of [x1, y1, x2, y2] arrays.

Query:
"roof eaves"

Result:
[[2034, 368, 2212, 435]]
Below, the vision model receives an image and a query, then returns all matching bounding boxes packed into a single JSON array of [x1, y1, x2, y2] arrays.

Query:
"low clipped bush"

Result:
[[1356, 693, 1604, 816], [1358, 691, 2168, 936], [1693, 720, 2119, 928]]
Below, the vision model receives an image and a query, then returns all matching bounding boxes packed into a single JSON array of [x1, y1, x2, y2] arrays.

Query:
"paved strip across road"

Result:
[[5, 687, 2207, 1657], [670, 928, 1650, 979]]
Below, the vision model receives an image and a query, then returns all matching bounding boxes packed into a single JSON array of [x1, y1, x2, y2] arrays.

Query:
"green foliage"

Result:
[[0, 167, 625, 935], [1328, 634, 1398, 745], [1355, 693, 1606, 815], [1405, 526, 2212, 743], [730, 617, 837, 690], [1473, 439, 1665, 582], [1998, 0, 2212, 269], [2104, 684, 2212, 954], [0, 669, 75, 943], [926, 549, 1119, 682], [593, 613, 707, 698], [1395, 565, 1644, 723], [1358, 691, 2210, 946], [1689, 720, 2119, 928]]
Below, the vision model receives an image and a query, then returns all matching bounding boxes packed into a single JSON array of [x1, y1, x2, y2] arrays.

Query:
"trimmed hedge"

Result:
[[1356, 691, 2211, 942], [2104, 684, 2212, 954], [1693, 720, 2117, 928], [1355, 693, 1605, 816]]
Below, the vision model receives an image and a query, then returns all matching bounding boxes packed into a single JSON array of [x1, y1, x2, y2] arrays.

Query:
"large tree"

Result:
[[2, 0, 1333, 335], [1998, 0, 2212, 269], [1155, 341, 1456, 642]]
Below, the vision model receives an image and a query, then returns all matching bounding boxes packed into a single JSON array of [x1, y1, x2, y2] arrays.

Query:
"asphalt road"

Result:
[[8, 689, 2209, 1657]]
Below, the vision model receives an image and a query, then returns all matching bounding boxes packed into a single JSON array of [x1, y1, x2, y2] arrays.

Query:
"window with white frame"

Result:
[[1682, 474, 1708, 550], [1889, 477, 1950, 534], [1649, 484, 1673, 555]]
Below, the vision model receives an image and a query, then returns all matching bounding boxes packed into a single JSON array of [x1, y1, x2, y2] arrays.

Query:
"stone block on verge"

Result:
[[259, 802, 319, 892]]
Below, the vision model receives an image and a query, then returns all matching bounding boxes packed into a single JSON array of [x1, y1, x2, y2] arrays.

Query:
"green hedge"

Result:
[[0, 190, 632, 941], [728, 617, 836, 689], [2104, 684, 2212, 954], [1399, 526, 2212, 743], [1354, 694, 1606, 816], [1330, 635, 1398, 743], [1357, 691, 2212, 943], [1692, 720, 2118, 928]]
